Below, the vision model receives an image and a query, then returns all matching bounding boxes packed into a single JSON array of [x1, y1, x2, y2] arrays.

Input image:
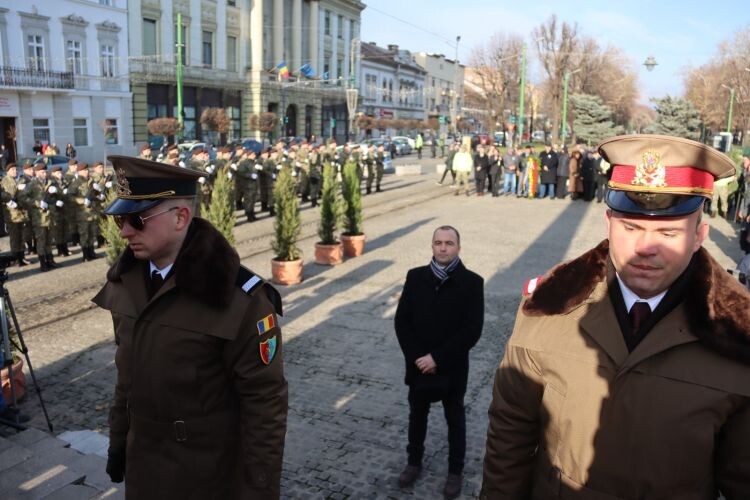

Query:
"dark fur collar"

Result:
[[523, 239, 750, 364], [106, 218, 239, 308]]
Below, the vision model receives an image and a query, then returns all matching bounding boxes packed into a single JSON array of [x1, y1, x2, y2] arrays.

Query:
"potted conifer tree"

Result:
[[100, 189, 129, 264], [271, 167, 303, 284], [202, 164, 236, 245], [340, 159, 365, 257], [314, 162, 343, 265]]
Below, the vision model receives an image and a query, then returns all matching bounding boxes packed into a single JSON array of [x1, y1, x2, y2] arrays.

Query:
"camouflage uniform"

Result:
[[48, 167, 69, 256], [237, 153, 262, 222], [308, 149, 322, 207], [0, 165, 30, 266], [18, 166, 58, 270], [73, 166, 101, 261], [364, 146, 377, 194]]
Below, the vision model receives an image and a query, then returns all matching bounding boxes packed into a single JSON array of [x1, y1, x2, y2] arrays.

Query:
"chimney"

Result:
[[387, 44, 399, 53]]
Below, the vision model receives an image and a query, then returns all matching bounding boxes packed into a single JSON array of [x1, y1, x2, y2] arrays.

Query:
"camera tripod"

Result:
[[0, 266, 53, 432]]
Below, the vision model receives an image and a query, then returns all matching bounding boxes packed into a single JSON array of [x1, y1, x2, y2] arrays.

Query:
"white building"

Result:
[[359, 42, 426, 129], [413, 52, 464, 131], [0, 0, 133, 164]]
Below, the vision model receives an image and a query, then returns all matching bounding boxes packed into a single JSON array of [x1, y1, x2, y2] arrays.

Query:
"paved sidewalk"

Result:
[[1, 167, 743, 498]]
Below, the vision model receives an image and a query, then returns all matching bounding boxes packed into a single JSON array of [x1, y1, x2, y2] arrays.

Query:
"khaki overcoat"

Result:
[[93, 218, 288, 499], [482, 240, 750, 500]]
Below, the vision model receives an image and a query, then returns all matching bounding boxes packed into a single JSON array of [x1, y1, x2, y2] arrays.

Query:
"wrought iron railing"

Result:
[[0, 66, 74, 89]]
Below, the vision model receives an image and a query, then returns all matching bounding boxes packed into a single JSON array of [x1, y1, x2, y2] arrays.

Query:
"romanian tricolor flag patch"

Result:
[[257, 314, 276, 335]]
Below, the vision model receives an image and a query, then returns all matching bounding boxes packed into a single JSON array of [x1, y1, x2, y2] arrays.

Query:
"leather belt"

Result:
[[129, 410, 236, 443]]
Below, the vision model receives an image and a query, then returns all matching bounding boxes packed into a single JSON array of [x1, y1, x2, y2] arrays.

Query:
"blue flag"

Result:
[[299, 63, 314, 78], [322, 71, 329, 81]]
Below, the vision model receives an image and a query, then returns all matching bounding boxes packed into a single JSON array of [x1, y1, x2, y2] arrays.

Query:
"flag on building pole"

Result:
[[299, 63, 314, 78], [276, 61, 290, 80]]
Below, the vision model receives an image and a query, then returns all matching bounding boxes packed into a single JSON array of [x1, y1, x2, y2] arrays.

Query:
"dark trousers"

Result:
[[555, 176, 568, 199], [489, 173, 501, 196], [440, 167, 455, 184], [407, 388, 466, 474]]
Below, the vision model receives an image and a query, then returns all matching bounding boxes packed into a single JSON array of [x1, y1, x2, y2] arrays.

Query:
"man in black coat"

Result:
[[539, 143, 559, 199], [395, 225, 484, 499]]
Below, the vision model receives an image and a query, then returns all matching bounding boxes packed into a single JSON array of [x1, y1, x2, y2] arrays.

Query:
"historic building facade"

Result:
[[0, 0, 133, 163], [413, 51, 464, 132], [359, 42, 426, 130]]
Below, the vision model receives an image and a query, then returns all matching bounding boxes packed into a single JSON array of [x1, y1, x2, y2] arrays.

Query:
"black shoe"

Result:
[[62, 243, 70, 257], [269, 208, 276, 217], [39, 258, 49, 272], [246, 213, 256, 223], [88, 246, 100, 260], [443, 473, 462, 499], [398, 465, 421, 488], [366, 188, 371, 195], [46, 255, 60, 269], [16, 252, 29, 267], [376, 186, 382, 192], [57, 244, 65, 257]]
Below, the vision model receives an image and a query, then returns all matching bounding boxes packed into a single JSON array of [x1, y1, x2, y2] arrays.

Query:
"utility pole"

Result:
[[176, 12, 184, 133], [727, 87, 735, 134], [517, 43, 526, 146], [451, 35, 461, 137]]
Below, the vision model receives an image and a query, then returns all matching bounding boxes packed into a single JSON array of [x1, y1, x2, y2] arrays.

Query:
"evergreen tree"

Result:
[[100, 189, 128, 264], [272, 168, 301, 261], [341, 160, 363, 236], [645, 96, 702, 140], [317, 162, 341, 244], [202, 166, 236, 246], [571, 93, 622, 145]]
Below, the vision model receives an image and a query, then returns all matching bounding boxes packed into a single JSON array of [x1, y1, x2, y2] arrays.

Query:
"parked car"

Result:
[[392, 135, 415, 149], [17, 155, 71, 173], [531, 130, 546, 143], [391, 137, 412, 156]]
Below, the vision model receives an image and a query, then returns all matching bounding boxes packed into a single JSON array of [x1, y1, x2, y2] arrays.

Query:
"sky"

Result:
[[360, 0, 749, 105]]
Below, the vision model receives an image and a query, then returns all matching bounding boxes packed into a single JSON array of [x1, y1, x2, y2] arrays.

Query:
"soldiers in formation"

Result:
[[0, 158, 110, 271], [152, 139, 387, 224]]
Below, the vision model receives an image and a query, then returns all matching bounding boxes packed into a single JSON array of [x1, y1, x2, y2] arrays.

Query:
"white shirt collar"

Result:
[[615, 274, 667, 313], [149, 261, 174, 279]]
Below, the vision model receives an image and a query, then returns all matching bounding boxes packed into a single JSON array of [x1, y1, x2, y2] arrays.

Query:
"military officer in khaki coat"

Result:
[[93, 156, 287, 499], [481, 135, 750, 499], [18, 163, 58, 271]]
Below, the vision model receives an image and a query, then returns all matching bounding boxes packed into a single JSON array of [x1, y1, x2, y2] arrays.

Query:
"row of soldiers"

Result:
[[140, 139, 387, 223], [0, 159, 111, 271]]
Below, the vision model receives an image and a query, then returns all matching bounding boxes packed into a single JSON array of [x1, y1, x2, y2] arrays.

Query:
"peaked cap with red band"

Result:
[[597, 134, 736, 217]]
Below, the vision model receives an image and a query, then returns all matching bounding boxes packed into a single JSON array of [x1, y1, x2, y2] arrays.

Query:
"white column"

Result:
[[216, 0, 226, 69], [273, 0, 284, 65], [309, 0, 319, 75], [291, 0, 302, 72], [342, 17, 350, 84], [128, 0, 142, 57], [330, 12, 337, 82], [162, 0, 175, 62], [250, 0, 263, 73], [190, 0, 201, 66]]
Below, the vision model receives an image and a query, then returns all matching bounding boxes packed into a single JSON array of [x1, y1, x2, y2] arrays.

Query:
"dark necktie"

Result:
[[151, 270, 165, 296], [628, 302, 652, 331]]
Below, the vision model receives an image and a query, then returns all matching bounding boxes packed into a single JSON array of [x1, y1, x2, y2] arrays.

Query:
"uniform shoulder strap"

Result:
[[236, 265, 283, 316]]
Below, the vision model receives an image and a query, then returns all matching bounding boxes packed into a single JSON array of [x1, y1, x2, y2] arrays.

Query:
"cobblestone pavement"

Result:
[[4, 162, 743, 498]]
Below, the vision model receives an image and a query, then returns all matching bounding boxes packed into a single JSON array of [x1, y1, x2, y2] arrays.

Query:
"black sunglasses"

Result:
[[113, 206, 179, 231]]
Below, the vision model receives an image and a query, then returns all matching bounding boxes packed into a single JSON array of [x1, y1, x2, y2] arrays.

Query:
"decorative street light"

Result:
[[720, 84, 735, 134], [346, 88, 358, 142], [561, 68, 581, 144], [643, 56, 658, 72], [451, 35, 461, 137]]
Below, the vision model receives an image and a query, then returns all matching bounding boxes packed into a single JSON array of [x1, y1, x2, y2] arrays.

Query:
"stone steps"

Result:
[[0, 428, 123, 499]]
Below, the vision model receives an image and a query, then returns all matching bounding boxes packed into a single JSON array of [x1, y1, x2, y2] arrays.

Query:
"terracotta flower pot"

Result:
[[271, 258, 303, 285], [1, 357, 26, 402], [314, 242, 343, 266], [341, 233, 366, 257]]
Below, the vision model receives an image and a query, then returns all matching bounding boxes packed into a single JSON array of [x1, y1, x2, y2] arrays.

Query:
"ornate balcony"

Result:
[[0, 66, 74, 90]]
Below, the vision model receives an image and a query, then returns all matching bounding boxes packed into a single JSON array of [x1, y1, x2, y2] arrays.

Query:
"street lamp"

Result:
[[561, 68, 581, 144], [643, 56, 658, 71], [720, 83, 735, 134]]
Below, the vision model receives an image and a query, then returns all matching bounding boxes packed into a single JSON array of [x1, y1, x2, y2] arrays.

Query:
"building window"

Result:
[[202, 31, 213, 67], [73, 118, 88, 146], [324, 10, 330, 36], [104, 118, 118, 145], [33, 119, 50, 144], [227, 106, 240, 141], [382, 79, 388, 102], [337, 15, 343, 39], [66, 40, 83, 75], [227, 0, 236, 5], [323, 61, 330, 83], [350, 20, 356, 40], [143, 18, 157, 56], [226, 36, 237, 72], [99, 0, 113, 5], [101, 44, 116, 77], [27, 35, 45, 71], [336, 58, 342, 85]]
